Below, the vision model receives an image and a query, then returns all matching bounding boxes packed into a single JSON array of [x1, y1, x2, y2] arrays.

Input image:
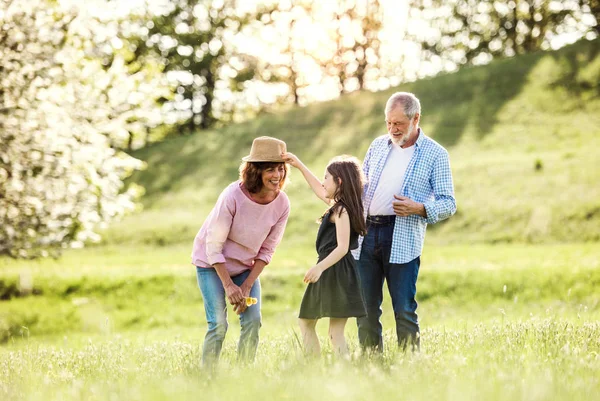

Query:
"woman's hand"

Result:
[[224, 282, 244, 305], [233, 282, 252, 315], [281, 152, 302, 169], [233, 300, 247, 315], [304, 265, 323, 284]]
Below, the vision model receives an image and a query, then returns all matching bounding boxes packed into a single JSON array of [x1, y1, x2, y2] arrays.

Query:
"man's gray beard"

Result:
[[391, 120, 414, 146]]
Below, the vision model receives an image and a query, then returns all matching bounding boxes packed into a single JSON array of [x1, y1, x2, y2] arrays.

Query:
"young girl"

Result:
[[281, 152, 367, 357]]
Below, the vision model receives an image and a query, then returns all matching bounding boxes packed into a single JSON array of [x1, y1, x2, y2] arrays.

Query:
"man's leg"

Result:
[[385, 256, 421, 351], [356, 226, 385, 352]]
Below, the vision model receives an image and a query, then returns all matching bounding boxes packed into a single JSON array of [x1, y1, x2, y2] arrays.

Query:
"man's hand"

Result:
[[304, 265, 323, 284], [224, 282, 244, 305], [392, 195, 427, 217]]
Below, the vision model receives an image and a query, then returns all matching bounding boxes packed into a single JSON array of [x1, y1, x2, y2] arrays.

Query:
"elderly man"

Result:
[[353, 92, 456, 352]]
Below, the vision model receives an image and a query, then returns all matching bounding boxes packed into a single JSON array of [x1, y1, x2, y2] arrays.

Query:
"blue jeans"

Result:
[[196, 267, 262, 367], [356, 220, 421, 352]]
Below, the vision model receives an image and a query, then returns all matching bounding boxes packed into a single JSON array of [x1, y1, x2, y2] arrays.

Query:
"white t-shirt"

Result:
[[368, 143, 415, 216]]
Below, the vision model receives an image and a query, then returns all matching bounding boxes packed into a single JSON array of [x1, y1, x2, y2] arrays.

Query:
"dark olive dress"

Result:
[[298, 210, 367, 319]]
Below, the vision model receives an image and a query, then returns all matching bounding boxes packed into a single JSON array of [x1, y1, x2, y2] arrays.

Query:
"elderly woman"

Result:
[[191, 136, 291, 368]]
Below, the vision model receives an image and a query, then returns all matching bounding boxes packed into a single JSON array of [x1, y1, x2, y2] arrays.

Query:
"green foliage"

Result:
[[124, 0, 278, 130], [408, 0, 598, 66]]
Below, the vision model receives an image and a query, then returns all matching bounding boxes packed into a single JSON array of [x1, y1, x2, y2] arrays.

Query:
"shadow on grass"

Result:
[[547, 38, 600, 99], [406, 49, 544, 146]]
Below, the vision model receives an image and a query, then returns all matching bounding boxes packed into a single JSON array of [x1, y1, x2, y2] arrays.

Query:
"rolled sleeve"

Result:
[[423, 195, 456, 225], [425, 150, 457, 225], [206, 246, 227, 265], [423, 199, 438, 225], [255, 203, 290, 265]]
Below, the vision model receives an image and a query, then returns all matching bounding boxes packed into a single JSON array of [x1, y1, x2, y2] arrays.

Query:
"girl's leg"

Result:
[[298, 318, 320, 356], [329, 318, 349, 357]]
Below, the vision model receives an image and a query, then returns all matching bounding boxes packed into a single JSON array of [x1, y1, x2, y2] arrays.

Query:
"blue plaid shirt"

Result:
[[352, 129, 457, 264]]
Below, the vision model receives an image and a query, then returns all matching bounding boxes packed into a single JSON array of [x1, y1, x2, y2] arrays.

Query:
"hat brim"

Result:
[[242, 155, 286, 162]]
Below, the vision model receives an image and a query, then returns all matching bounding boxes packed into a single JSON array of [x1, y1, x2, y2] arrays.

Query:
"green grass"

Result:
[[95, 38, 600, 251], [1, 243, 598, 342], [2, 319, 600, 401]]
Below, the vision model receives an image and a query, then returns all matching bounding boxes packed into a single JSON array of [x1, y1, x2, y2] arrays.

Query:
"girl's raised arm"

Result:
[[282, 152, 329, 205]]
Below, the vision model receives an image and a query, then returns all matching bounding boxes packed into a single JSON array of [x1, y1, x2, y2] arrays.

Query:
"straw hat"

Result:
[[242, 136, 287, 162]]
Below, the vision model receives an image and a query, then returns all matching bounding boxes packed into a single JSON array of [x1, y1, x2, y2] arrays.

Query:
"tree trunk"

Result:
[[200, 69, 215, 129], [127, 132, 134, 151]]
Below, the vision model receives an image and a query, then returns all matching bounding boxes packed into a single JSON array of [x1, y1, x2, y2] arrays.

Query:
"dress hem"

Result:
[[298, 313, 367, 319]]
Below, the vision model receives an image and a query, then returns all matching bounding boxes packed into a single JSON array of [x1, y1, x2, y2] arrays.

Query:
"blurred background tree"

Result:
[[119, 0, 277, 133], [227, 0, 386, 106], [407, 0, 599, 69], [0, 0, 146, 257], [247, 1, 317, 106], [579, 0, 600, 34], [324, 0, 384, 94], [76, 9, 171, 151]]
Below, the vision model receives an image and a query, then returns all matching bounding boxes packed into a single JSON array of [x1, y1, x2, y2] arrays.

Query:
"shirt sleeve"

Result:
[[422, 149, 457, 225], [205, 188, 236, 265], [362, 143, 374, 195], [255, 199, 291, 265]]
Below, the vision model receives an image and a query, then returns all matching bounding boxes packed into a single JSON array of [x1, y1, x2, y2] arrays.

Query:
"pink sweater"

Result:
[[191, 181, 290, 276]]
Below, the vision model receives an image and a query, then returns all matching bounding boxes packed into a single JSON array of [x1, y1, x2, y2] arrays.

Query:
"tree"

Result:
[[409, 0, 596, 68], [123, 0, 275, 132], [579, 0, 600, 34], [324, 0, 384, 94], [76, 9, 171, 151], [0, 0, 144, 258], [245, 2, 318, 106]]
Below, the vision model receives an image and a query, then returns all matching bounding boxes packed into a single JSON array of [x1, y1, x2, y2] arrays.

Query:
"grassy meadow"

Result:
[[1, 38, 600, 400], [2, 243, 600, 401], [2, 319, 599, 401]]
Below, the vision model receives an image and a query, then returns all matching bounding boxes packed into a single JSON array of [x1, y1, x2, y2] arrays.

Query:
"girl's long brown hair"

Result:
[[326, 156, 367, 236]]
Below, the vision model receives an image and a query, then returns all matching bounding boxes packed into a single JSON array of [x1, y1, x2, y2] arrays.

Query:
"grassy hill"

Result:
[[101, 37, 599, 252]]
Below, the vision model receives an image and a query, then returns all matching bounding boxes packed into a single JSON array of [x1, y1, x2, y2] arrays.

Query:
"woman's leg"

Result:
[[329, 318, 349, 357], [196, 267, 228, 369], [298, 318, 320, 356], [234, 272, 262, 362]]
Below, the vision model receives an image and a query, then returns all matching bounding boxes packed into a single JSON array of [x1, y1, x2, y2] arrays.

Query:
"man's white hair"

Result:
[[385, 92, 421, 119]]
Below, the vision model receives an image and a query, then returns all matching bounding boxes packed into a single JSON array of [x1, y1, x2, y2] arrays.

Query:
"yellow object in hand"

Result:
[[245, 297, 258, 306]]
